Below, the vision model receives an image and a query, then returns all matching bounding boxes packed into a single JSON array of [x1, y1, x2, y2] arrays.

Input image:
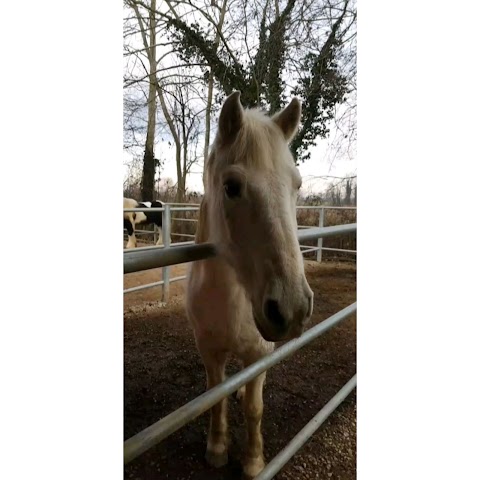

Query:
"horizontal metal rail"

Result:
[[170, 233, 196, 238], [172, 218, 198, 223], [254, 374, 357, 480], [174, 240, 196, 247], [300, 246, 357, 255], [124, 224, 356, 275], [300, 247, 321, 254], [296, 205, 357, 210], [123, 241, 194, 254], [123, 275, 187, 294], [123, 244, 355, 261], [322, 247, 357, 254], [164, 202, 200, 207], [124, 207, 165, 212], [168, 207, 199, 212], [171, 275, 187, 283], [124, 302, 357, 464], [124, 280, 165, 294], [124, 243, 217, 274], [123, 229, 155, 235], [124, 207, 199, 213], [124, 205, 355, 214], [124, 246, 350, 294], [297, 224, 356, 243], [123, 244, 166, 252], [124, 204, 355, 211]]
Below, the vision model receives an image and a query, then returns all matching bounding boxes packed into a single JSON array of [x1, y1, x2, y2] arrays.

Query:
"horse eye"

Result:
[[224, 178, 242, 199]]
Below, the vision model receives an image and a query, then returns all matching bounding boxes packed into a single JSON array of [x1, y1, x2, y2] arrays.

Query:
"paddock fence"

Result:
[[124, 203, 357, 302], [123, 222, 357, 479]]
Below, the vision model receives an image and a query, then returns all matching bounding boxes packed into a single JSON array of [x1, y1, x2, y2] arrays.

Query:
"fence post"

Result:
[[153, 224, 158, 245], [162, 205, 171, 303], [317, 207, 324, 263]]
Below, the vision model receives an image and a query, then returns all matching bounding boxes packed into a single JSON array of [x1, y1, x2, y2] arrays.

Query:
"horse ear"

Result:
[[218, 91, 244, 145], [272, 98, 302, 142]]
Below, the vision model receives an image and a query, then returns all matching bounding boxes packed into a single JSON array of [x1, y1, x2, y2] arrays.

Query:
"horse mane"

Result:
[[195, 197, 210, 244]]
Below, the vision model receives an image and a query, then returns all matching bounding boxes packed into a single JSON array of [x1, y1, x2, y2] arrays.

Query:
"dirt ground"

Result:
[[124, 260, 356, 480]]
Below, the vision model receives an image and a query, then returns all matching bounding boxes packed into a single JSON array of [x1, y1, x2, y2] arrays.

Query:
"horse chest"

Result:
[[187, 276, 257, 347]]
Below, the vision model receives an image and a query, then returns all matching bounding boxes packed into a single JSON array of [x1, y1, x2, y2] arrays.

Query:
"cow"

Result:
[[123, 197, 165, 249]]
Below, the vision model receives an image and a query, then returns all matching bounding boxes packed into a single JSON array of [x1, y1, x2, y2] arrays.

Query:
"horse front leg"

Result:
[[126, 234, 136, 249], [242, 371, 267, 479], [125, 218, 136, 249], [155, 226, 163, 246], [202, 350, 229, 468]]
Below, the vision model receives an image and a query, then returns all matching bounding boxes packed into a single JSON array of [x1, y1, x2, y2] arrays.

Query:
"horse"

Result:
[[123, 197, 165, 249], [186, 92, 314, 478]]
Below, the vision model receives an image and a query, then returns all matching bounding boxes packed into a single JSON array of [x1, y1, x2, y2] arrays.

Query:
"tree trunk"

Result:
[[139, 0, 157, 201], [141, 79, 156, 200], [179, 128, 188, 203], [174, 134, 185, 203], [345, 179, 352, 205], [156, 83, 182, 201], [203, 1, 228, 163]]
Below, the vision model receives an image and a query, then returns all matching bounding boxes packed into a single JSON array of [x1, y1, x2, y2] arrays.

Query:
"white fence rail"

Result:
[[124, 203, 356, 300], [123, 222, 357, 478]]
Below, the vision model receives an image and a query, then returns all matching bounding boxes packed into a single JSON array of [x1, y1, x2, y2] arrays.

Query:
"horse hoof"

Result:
[[243, 456, 265, 479], [205, 449, 228, 468]]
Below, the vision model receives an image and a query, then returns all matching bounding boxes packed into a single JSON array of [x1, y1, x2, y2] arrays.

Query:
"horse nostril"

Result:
[[264, 299, 286, 329]]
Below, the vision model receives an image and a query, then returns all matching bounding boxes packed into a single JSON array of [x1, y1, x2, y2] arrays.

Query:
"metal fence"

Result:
[[124, 203, 357, 301], [123, 221, 357, 478]]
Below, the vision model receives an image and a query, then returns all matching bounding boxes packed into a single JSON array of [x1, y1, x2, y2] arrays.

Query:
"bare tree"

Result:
[[161, 0, 356, 163], [126, 0, 160, 200], [125, 0, 209, 201], [203, 0, 228, 163], [160, 78, 204, 202]]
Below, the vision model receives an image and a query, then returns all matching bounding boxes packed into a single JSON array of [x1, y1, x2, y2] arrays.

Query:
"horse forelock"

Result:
[[210, 108, 288, 174]]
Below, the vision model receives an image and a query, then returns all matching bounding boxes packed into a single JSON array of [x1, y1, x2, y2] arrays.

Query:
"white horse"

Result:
[[186, 92, 314, 478]]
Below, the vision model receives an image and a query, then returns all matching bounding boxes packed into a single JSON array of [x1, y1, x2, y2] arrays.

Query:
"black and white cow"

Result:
[[123, 197, 165, 249]]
